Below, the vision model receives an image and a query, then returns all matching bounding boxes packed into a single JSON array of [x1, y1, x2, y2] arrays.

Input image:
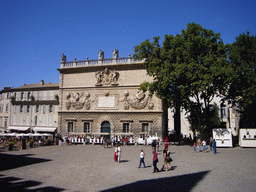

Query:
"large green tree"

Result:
[[134, 23, 231, 138], [226, 32, 256, 128]]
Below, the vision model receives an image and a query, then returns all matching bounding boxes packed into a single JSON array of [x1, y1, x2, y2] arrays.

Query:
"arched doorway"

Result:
[[101, 121, 111, 134]]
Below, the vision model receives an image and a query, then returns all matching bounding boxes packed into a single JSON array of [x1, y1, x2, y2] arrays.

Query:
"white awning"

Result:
[[33, 127, 56, 132], [7, 126, 30, 131]]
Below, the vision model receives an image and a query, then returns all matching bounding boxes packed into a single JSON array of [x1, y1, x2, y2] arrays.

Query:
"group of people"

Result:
[[193, 137, 217, 154], [114, 136, 173, 173], [151, 137, 172, 173], [0, 137, 47, 149]]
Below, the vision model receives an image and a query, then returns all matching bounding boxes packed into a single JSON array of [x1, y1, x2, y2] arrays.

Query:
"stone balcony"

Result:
[[60, 57, 145, 69], [10, 97, 59, 105]]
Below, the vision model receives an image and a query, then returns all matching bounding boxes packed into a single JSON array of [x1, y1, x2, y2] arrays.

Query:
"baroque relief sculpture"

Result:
[[123, 90, 154, 110], [95, 68, 119, 86], [65, 92, 91, 110]]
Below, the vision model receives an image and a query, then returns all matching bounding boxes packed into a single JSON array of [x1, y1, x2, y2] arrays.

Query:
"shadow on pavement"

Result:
[[101, 170, 210, 192], [120, 160, 129, 163], [0, 175, 65, 192], [0, 153, 51, 171]]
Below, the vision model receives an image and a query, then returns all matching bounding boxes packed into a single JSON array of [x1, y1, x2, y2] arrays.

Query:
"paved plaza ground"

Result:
[[0, 143, 255, 192]]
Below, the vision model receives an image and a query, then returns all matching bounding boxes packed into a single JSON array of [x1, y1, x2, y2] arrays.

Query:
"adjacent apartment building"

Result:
[[0, 81, 59, 134]]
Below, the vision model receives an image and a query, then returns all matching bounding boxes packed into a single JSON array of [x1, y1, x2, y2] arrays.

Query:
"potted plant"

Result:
[[8, 142, 14, 151], [55, 94, 59, 101], [46, 138, 52, 145], [30, 95, 35, 101], [29, 139, 34, 148]]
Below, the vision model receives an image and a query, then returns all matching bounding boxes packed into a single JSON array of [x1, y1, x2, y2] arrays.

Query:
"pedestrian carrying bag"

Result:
[[155, 158, 158, 163], [168, 156, 173, 162]]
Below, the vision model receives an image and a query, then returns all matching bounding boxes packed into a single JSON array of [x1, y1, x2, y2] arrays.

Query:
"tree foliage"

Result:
[[226, 32, 256, 127], [134, 23, 230, 137]]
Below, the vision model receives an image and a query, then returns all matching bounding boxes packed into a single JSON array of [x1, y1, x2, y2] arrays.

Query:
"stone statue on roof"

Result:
[[113, 48, 119, 59], [98, 50, 104, 60], [61, 53, 66, 62]]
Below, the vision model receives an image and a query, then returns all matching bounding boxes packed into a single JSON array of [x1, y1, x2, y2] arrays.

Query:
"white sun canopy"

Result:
[[7, 126, 30, 131], [33, 127, 56, 132]]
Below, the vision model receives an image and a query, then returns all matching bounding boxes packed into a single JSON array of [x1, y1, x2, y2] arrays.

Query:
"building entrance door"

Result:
[[101, 121, 111, 138]]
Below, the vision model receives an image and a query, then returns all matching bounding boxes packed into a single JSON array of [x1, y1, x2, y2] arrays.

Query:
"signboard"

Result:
[[98, 96, 115, 108]]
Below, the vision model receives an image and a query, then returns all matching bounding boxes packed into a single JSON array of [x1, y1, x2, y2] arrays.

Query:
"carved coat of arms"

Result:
[[95, 68, 119, 86]]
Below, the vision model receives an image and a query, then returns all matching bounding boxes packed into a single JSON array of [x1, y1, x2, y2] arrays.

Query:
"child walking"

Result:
[[138, 149, 146, 168], [193, 143, 196, 153]]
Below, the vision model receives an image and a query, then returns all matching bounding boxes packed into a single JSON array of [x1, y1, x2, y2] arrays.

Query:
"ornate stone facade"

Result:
[[58, 50, 164, 140]]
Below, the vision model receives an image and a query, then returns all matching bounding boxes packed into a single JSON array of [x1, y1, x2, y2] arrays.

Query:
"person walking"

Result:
[[202, 139, 207, 152], [115, 143, 122, 162], [138, 149, 146, 168], [156, 139, 160, 152], [193, 143, 197, 153], [210, 137, 213, 151], [152, 148, 159, 173], [152, 139, 156, 149], [212, 139, 217, 154], [161, 149, 170, 171], [164, 136, 169, 150]]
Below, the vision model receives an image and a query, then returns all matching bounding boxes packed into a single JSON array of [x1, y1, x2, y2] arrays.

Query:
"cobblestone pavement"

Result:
[[0, 144, 255, 192]]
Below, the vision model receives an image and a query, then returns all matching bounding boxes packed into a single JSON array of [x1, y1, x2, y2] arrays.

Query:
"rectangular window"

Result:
[[36, 105, 40, 113], [19, 115, 23, 125], [142, 123, 149, 133], [27, 92, 30, 100], [50, 91, 54, 100], [84, 122, 90, 133], [42, 105, 46, 114], [26, 116, 30, 125], [123, 123, 129, 133], [34, 116, 38, 126], [49, 115, 53, 126], [27, 105, 30, 113], [37, 91, 40, 100], [42, 115, 46, 126], [21, 92, 24, 100], [20, 105, 23, 113], [4, 118, 8, 127], [43, 91, 47, 100], [5, 104, 8, 113], [68, 122, 73, 132], [49, 105, 53, 113], [13, 115, 17, 125]]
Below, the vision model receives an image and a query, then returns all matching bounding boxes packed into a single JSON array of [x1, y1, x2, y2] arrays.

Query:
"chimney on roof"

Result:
[[41, 80, 44, 85]]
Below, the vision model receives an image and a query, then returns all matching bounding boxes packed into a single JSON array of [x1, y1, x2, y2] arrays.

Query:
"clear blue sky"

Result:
[[1, 0, 256, 90]]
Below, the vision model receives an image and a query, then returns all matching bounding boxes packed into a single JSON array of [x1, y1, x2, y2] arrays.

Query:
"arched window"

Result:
[[101, 121, 111, 134]]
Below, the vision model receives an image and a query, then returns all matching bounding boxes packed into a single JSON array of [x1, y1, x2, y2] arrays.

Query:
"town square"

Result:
[[1, 143, 255, 192]]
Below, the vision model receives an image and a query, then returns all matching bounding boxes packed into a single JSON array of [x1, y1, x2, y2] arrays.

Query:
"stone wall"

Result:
[[58, 112, 163, 139]]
